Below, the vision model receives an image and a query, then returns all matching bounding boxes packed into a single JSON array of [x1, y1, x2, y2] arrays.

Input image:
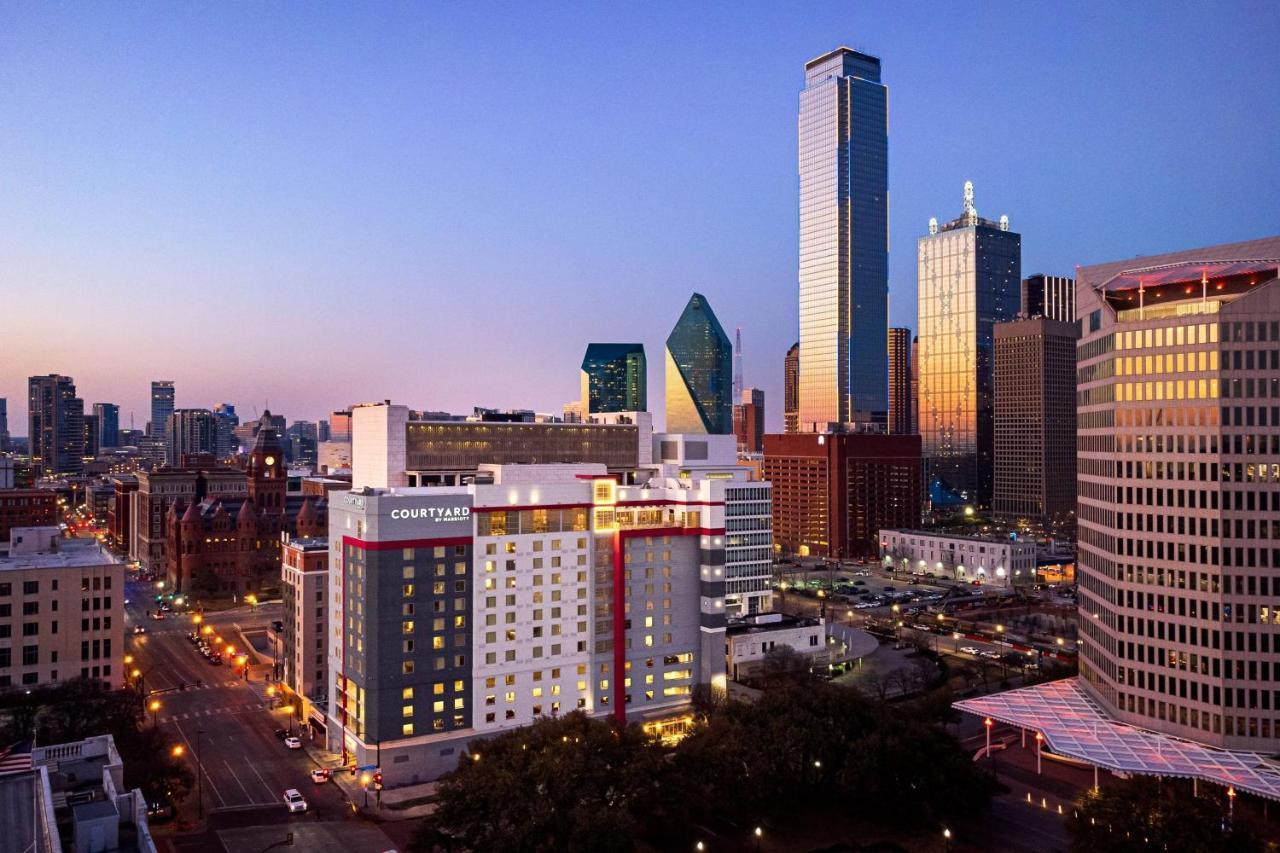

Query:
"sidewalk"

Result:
[[298, 736, 441, 821]]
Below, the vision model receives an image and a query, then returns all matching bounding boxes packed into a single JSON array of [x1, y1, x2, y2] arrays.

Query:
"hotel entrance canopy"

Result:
[[955, 678, 1280, 801]]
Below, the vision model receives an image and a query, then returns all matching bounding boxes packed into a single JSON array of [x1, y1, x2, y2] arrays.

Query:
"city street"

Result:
[[123, 578, 350, 822]]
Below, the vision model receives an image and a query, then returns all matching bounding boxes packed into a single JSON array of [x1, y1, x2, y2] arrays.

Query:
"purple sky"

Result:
[[2, 2, 1278, 435]]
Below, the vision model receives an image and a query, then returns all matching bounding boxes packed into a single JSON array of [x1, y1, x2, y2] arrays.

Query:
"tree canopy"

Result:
[[1069, 777, 1266, 853], [414, 681, 999, 852]]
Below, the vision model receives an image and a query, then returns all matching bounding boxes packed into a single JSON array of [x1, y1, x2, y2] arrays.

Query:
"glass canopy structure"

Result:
[[955, 678, 1280, 801]]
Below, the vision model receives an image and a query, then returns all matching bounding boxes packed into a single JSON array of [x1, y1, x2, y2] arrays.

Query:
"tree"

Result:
[[190, 565, 221, 598], [759, 644, 813, 684], [416, 711, 666, 853], [1069, 778, 1265, 853]]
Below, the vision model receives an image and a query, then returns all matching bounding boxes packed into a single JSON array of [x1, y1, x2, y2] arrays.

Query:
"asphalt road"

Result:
[[123, 578, 350, 824]]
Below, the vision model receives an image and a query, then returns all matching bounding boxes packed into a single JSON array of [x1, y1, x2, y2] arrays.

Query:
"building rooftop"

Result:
[[727, 612, 821, 637], [1, 531, 117, 572], [881, 528, 1034, 545]]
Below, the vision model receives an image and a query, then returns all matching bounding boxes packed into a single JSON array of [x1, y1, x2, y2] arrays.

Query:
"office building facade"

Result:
[[28, 374, 85, 477], [213, 403, 239, 458], [0, 527, 123, 690], [165, 409, 218, 466], [327, 464, 727, 783], [281, 536, 329, 716], [887, 328, 912, 435], [993, 317, 1078, 524], [666, 293, 733, 435], [580, 343, 647, 414], [917, 182, 1020, 505], [783, 342, 799, 433], [93, 403, 120, 450], [878, 529, 1037, 587], [733, 388, 765, 454], [763, 432, 921, 559], [798, 47, 888, 430], [1022, 274, 1076, 322], [1076, 236, 1280, 750], [149, 381, 175, 439]]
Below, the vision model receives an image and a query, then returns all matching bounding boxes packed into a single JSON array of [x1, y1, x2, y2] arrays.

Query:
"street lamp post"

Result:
[[753, 826, 762, 852], [149, 699, 161, 726], [1035, 731, 1043, 775], [942, 828, 951, 852]]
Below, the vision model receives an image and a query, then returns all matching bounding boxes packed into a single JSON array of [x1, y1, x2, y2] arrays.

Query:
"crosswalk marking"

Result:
[[159, 703, 266, 724]]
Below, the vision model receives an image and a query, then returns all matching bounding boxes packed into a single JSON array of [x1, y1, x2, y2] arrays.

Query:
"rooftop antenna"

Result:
[[928, 217, 938, 236], [963, 181, 977, 225], [999, 214, 1009, 232], [733, 327, 744, 400]]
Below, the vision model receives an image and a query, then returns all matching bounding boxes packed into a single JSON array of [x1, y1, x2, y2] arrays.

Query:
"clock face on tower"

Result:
[[264, 456, 275, 467]]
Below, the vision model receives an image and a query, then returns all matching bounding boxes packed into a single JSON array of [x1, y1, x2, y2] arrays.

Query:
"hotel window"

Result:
[[402, 621, 414, 634], [433, 719, 444, 731], [401, 661, 414, 674], [433, 701, 444, 713], [402, 566, 414, 579], [403, 687, 414, 699], [403, 705, 414, 717], [403, 584, 414, 597], [402, 724, 414, 736]]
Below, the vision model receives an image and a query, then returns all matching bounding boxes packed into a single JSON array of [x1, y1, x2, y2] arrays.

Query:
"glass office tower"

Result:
[[150, 380, 175, 439], [666, 293, 733, 434], [917, 183, 1020, 506], [798, 46, 888, 430], [580, 343, 647, 414]]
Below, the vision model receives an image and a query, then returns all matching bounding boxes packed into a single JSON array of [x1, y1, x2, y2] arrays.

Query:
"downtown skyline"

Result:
[[2, 3, 1279, 433]]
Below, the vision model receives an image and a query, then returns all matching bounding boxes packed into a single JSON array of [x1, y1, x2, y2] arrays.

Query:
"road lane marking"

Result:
[[171, 719, 227, 808], [246, 761, 277, 802], [223, 759, 254, 802]]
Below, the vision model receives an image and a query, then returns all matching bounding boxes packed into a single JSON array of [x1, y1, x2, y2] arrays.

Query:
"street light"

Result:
[[1035, 731, 1043, 774], [360, 772, 372, 808], [984, 717, 994, 768], [172, 744, 184, 757], [149, 699, 161, 725], [753, 826, 762, 852], [943, 828, 952, 852]]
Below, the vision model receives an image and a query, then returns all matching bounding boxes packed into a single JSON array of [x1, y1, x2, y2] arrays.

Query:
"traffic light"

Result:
[[373, 772, 383, 790], [349, 765, 356, 776]]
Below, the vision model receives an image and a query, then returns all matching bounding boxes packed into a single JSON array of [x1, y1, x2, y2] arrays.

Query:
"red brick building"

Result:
[[0, 489, 58, 542], [763, 433, 922, 559], [166, 422, 326, 595]]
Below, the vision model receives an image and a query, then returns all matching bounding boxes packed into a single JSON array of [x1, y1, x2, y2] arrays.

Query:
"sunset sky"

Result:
[[2, 2, 1278, 433]]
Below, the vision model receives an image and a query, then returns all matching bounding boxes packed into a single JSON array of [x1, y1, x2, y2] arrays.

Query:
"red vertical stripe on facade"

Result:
[[611, 528, 626, 725]]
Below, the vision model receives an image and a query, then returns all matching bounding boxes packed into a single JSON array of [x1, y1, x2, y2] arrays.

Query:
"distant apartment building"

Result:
[[28, 374, 85, 477], [878, 528, 1037, 587], [93, 403, 120, 450], [732, 388, 765, 454], [281, 536, 328, 719], [327, 464, 727, 784], [0, 489, 58, 543], [764, 433, 922, 559], [165, 409, 218, 466], [0, 397, 9, 452], [0, 527, 123, 690], [887, 328, 912, 435], [992, 317, 1078, 524], [783, 343, 799, 433]]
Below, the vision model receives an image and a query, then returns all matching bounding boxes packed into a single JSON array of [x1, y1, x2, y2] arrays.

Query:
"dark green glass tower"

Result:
[[665, 293, 733, 434], [580, 343, 647, 413]]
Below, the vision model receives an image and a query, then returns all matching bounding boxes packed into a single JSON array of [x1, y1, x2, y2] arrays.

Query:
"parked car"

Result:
[[145, 799, 174, 823], [207, 653, 223, 665], [283, 789, 308, 813], [310, 768, 331, 784], [959, 646, 980, 656], [284, 736, 302, 749], [980, 650, 1001, 660], [132, 626, 147, 635]]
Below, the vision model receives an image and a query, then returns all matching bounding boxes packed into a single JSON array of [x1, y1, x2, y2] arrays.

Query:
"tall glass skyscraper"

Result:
[[92, 402, 120, 449], [580, 343, 647, 414], [917, 183, 1020, 506], [150, 380, 175, 439], [666, 293, 732, 434], [28, 374, 85, 477], [798, 46, 888, 430]]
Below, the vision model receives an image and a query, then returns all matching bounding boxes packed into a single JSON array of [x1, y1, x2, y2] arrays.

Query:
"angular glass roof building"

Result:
[[665, 293, 732, 435]]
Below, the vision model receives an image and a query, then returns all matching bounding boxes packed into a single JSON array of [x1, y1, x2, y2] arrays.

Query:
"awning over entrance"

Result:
[[954, 677, 1280, 802]]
